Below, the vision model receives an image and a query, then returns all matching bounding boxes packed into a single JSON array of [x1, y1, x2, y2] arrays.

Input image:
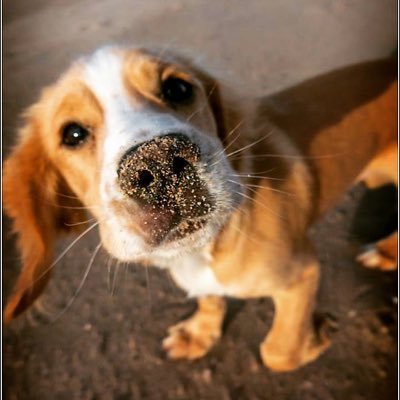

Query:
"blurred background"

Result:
[[3, 1, 397, 399]]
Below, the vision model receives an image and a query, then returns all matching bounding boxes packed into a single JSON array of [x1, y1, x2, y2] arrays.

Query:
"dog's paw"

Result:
[[357, 232, 397, 271], [260, 342, 302, 372], [260, 334, 331, 372], [162, 319, 221, 360], [357, 244, 397, 271], [260, 314, 336, 372]]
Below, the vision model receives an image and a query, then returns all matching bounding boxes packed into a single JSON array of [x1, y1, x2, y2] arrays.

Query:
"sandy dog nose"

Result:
[[117, 134, 215, 242], [118, 134, 198, 191], [118, 134, 200, 198]]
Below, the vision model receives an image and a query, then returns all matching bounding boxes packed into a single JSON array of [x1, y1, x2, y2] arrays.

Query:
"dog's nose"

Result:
[[118, 134, 199, 193], [117, 134, 215, 243]]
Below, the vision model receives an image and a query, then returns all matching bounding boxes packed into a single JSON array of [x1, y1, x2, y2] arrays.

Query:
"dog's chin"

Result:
[[99, 212, 226, 263], [153, 215, 223, 258]]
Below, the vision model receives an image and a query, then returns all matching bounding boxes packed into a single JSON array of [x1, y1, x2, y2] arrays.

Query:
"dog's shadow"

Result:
[[351, 183, 397, 244], [350, 183, 397, 316]]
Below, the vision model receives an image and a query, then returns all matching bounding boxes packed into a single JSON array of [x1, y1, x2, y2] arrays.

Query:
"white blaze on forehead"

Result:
[[84, 47, 139, 164], [83, 47, 188, 199]]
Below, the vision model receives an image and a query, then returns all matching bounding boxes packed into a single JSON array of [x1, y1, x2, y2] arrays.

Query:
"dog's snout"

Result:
[[117, 134, 215, 243]]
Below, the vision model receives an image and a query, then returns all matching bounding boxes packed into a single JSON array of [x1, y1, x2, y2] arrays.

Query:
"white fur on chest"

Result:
[[151, 250, 230, 298]]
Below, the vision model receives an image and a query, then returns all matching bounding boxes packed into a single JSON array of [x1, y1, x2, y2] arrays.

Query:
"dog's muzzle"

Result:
[[117, 134, 215, 245]]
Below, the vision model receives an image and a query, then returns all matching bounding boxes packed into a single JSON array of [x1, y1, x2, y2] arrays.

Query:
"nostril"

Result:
[[138, 170, 154, 188], [172, 156, 190, 177]]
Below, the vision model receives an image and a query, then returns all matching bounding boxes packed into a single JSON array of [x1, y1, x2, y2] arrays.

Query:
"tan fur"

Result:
[[3, 49, 397, 371], [163, 296, 225, 359]]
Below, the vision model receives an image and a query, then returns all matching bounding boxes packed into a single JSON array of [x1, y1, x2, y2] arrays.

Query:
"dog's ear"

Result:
[[199, 73, 228, 142], [3, 111, 86, 323], [190, 65, 245, 145]]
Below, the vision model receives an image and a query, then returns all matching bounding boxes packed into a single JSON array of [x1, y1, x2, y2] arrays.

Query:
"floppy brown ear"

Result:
[[190, 65, 246, 145], [3, 115, 86, 323], [199, 74, 228, 141]]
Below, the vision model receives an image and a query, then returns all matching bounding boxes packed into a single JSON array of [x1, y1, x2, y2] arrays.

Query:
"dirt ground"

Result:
[[2, 1, 398, 399]]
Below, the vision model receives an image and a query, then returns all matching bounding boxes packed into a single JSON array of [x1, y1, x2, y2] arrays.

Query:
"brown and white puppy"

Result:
[[3, 46, 397, 372]]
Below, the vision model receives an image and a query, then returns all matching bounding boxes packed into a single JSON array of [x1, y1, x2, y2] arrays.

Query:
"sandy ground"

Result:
[[2, 1, 398, 399]]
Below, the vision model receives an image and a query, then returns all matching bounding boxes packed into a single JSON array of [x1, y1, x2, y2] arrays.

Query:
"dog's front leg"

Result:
[[163, 295, 226, 360], [260, 258, 331, 372]]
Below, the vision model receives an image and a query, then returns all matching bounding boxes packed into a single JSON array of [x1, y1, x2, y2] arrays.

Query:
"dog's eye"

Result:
[[161, 77, 193, 104], [62, 123, 89, 147]]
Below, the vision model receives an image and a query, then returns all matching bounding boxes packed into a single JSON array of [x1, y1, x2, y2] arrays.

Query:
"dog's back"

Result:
[[259, 58, 397, 217]]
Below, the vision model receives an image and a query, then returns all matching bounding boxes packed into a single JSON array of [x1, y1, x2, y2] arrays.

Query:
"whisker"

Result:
[[111, 261, 121, 296], [229, 151, 344, 161], [54, 192, 81, 200], [246, 185, 294, 200], [210, 120, 245, 166], [28, 190, 101, 211], [106, 255, 114, 293], [186, 105, 204, 123], [44, 203, 102, 211], [230, 172, 284, 181], [31, 221, 100, 287], [64, 217, 97, 227], [123, 261, 130, 282], [224, 130, 275, 160], [145, 266, 152, 311], [228, 179, 294, 197], [229, 221, 265, 247], [236, 191, 285, 220], [50, 242, 102, 323], [186, 82, 218, 123], [226, 203, 287, 249], [219, 120, 245, 151], [35, 182, 81, 200], [224, 205, 267, 246]]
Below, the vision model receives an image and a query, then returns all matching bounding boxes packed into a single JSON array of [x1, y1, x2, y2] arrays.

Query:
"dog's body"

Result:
[[3, 47, 397, 371]]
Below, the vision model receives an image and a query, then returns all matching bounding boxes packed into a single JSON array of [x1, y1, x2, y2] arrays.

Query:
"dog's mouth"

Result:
[[162, 216, 208, 243], [133, 197, 215, 246]]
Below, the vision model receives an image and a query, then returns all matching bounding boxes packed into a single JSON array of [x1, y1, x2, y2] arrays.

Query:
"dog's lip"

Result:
[[162, 216, 208, 244]]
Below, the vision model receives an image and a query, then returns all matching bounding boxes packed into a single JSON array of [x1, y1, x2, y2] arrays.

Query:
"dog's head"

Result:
[[3, 46, 244, 321]]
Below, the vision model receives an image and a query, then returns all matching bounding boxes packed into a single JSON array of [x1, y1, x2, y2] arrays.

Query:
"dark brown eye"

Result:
[[161, 77, 193, 104], [62, 123, 89, 147]]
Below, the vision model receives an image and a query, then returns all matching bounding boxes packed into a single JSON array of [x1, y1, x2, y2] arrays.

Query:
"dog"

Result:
[[3, 46, 397, 372]]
